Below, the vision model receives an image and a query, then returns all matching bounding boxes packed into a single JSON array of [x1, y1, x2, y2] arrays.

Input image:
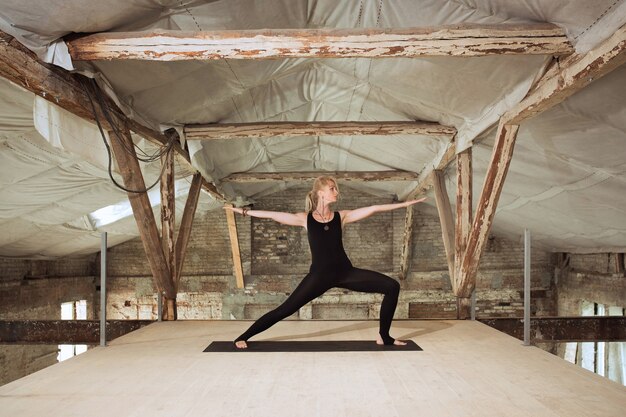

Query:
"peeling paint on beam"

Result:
[[0, 320, 153, 344], [221, 171, 419, 183], [503, 24, 626, 125], [185, 121, 456, 140], [66, 24, 573, 61]]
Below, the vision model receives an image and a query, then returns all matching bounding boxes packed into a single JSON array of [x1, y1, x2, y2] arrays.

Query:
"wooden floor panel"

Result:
[[0, 320, 624, 417]]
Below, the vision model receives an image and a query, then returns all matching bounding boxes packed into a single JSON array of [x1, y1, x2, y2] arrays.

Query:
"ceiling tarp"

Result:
[[0, 1, 624, 255]]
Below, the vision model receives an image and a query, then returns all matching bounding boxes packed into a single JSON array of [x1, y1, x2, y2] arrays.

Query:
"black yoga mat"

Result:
[[204, 340, 422, 352]]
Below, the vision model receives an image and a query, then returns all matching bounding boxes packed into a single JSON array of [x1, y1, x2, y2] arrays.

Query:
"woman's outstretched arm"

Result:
[[223, 206, 307, 227], [340, 198, 426, 226]]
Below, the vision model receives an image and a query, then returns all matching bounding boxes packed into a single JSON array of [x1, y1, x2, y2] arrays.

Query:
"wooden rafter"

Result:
[[433, 170, 455, 282], [175, 174, 203, 286], [66, 24, 573, 61], [398, 205, 415, 281], [224, 204, 245, 289], [160, 151, 177, 320], [107, 125, 176, 299], [451, 25, 626, 305], [456, 123, 519, 298], [503, 23, 626, 125], [185, 121, 456, 140], [454, 149, 472, 294], [0, 30, 226, 203], [161, 151, 176, 283], [221, 171, 419, 183], [397, 139, 456, 282]]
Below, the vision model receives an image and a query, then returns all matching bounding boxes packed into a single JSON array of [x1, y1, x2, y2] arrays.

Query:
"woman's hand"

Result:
[[223, 205, 246, 216], [402, 197, 427, 207]]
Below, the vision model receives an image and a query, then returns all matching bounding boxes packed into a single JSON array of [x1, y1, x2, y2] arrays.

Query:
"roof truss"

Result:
[[185, 121, 455, 140], [66, 24, 573, 61]]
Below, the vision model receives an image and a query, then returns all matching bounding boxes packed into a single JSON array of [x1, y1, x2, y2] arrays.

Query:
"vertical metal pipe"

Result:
[[100, 232, 107, 347], [157, 292, 163, 322], [470, 289, 476, 321], [523, 229, 531, 346]]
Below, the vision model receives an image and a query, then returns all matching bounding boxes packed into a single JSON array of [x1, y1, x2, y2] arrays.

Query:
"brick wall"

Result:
[[0, 256, 96, 386], [557, 253, 626, 316], [95, 185, 556, 322], [1, 185, 561, 386]]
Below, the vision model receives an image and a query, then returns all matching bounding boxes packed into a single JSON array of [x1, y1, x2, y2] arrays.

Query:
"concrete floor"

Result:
[[0, 320, 625, 417]]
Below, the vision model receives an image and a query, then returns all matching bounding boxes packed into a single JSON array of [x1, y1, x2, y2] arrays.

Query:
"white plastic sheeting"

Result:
[[0, 0, 625, 256], [0, 78, 220, 258]]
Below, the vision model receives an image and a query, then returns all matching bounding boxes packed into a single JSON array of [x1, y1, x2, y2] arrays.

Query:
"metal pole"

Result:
[[157, 292, 163, 321], [100, 232, 107, 347], [523, 228, 531, 346], [470, 289, 476, 321]]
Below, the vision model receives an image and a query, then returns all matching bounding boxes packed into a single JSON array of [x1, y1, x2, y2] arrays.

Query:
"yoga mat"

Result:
[[204, 340, 422, 352]]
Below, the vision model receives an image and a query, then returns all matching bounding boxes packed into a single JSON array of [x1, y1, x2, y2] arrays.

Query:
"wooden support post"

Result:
[[160, 150, 177, 320], [224, 204, 245, 289], [107, 125, 176, 300], [454, 149, 472, 318], [457, 123, 519, 300], [399, 204, 415, 281], [175, 174, 203, 286], [433, 170, 455, 283]]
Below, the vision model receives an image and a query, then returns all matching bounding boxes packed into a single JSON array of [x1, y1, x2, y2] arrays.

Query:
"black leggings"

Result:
[[235, 267, 401, 345]]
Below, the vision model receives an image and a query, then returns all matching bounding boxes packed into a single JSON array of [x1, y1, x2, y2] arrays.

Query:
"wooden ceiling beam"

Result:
[[185, 121, 456, 140], [66, 24, 572, 61], [0, 30, 227, 202], [221, 171, 419, 183], [502, 23, 626, 125]]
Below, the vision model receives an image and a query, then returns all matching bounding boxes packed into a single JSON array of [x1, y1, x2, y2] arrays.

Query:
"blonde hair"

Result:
[[305, 176, 339, 212]]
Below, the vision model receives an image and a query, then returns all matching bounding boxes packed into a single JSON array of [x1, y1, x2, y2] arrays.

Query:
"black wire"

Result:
[[82, 77, 173, 194], [91, 79, 176, 163]]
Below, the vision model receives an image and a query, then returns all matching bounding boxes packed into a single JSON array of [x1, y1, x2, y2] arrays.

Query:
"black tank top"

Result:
[[307, 211, 352, 273]]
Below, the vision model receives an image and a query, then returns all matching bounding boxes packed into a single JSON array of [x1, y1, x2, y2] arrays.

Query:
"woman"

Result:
[[224, 176, 426, 348]]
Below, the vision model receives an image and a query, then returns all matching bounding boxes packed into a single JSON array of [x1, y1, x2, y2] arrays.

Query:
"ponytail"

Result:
[[305, 191, 315, 213]]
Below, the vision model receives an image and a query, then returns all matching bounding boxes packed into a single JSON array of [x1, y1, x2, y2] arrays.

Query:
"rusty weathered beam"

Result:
[[456, 123, 519, 298], [398, 204, 415, 281], [185, 121, 456, 140], [0, 31, 190, 164], [0, 31, 227, 203], [66, 24, 573, 61], [433, 170, 455, 282], [175, 173, 203, 287], [479, 317, 626, 342], [502, 23, 626, 125], [224, 204, 245, 289], [0, 320, 153, 344], [108, 125, 176, 299], [221, 170, 419, 183]]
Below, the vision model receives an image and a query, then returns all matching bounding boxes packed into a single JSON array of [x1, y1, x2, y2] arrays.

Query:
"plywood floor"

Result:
[[1, 320, 625, 417]]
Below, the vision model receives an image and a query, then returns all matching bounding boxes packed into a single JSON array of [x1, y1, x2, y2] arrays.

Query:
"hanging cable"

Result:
[[81, 77, 174, 194]]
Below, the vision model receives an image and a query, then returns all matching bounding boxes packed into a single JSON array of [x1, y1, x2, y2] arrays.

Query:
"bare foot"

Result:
[[376, 336, 408, 346], [234, 340, 248, 349]]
